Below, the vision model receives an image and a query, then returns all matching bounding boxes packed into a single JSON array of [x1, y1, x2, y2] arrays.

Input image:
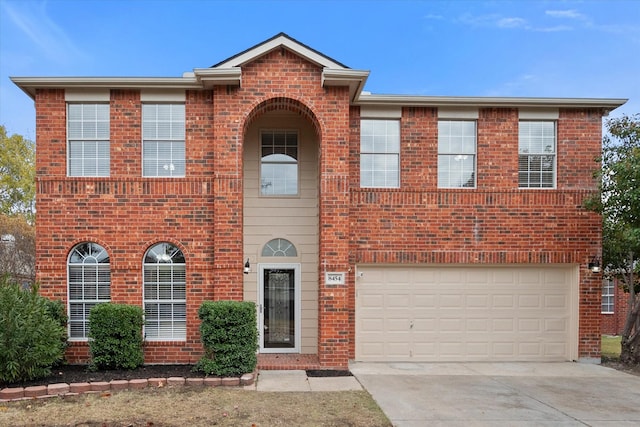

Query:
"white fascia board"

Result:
[[322, 69, 369, 102], [357, 93, 628, 111], [213, 35, 347, 69], [10, 76, 201, 100], [193, 68, 242, 86]]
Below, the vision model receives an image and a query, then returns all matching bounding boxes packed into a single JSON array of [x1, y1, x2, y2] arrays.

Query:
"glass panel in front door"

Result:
[[264, 269, 295, 348]]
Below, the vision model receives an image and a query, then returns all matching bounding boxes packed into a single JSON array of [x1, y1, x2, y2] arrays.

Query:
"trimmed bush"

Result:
[[43, 297, 68, 359], [196, 300, 258, 377], [88, 303, 144, 370], [0, 276, 66, 383]]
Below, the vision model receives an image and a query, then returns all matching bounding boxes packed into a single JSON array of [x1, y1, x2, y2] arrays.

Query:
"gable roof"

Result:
[[191, 32, 369, 101], [211, 32, 349, 69]]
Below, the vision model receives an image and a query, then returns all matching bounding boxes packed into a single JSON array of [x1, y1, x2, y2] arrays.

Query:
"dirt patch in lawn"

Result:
[[601, 357, 640, 377]]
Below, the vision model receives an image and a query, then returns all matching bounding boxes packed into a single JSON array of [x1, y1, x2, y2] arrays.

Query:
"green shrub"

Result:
[[88, 303, 144, 370], [0, 276, 66, 384], [43, 297, 68, 360], [195, 300, 258, 377]]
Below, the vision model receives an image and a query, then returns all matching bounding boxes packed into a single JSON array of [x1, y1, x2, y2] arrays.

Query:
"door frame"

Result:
[[258, 263, 301, 353]]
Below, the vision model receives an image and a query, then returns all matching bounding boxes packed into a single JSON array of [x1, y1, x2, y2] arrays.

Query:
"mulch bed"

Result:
[[2, 364, 197, 389]]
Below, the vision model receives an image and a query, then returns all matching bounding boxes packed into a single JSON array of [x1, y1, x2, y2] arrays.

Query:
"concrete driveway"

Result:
[[350, 362, 640, 426]]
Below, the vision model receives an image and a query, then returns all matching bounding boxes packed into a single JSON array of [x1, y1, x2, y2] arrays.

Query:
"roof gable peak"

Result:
[[211, 32, 349, 70]]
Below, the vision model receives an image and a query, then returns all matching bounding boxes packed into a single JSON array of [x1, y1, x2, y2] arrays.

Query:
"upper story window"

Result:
[[438, 120, 476, 188], [67, 242, 110, 339], [143, 242, 186, 341], [261, 130, 298, 196], [518, 121, 556, 188], [602, 279, 615, 314], [142, 104, 185, 177], [360, 119, 400, 188], [67, 104, 110, 177]]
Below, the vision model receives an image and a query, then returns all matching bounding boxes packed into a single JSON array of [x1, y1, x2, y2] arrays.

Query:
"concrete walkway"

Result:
[[255, 369, 362, 392], [350, 362, 640, 427]]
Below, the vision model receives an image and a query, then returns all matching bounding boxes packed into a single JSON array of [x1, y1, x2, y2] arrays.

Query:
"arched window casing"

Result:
[[68, 242, 111, 339], [261, 238, 298, 257], [143, 242, 186, 340]]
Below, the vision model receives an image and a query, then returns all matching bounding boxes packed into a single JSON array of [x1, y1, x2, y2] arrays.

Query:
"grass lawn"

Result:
[[602, 335, 622, 359], [0, 387, 391, 427]]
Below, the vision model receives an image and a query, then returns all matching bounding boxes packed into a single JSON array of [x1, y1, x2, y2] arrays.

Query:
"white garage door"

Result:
[[356, 266, 577, 362]]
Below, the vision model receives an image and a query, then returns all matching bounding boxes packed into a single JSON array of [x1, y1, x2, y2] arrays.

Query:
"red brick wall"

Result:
[[33, 49, 605, 366], [348, 106, 604, 359]]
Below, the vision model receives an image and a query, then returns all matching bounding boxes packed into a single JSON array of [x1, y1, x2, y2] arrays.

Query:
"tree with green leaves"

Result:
[[585, 113, 640, 365], [0, 125, 35, 223]]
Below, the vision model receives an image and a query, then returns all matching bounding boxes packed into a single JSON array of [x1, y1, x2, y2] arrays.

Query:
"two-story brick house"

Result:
[[12, 33, 626, 369]]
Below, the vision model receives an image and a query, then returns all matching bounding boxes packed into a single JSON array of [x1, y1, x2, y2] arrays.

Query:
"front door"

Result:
[[259, 263, 300, 353]]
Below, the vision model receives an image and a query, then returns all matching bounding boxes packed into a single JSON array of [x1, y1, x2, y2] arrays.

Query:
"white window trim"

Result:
[[142, 244, 186, 341], [259, 129, 300, 197], [66, 103, 111, 177], [67, 243, 110, 341], [142, 103, 186, 178], [360, 119, 401, 189], [601, 279, 615, 314], [518, 120, 557, 189], [437, 120, 477, 189]]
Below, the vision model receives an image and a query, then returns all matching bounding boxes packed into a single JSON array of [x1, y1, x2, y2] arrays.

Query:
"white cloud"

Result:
[[497, 17, 527, 29], [424, 13, 444, 20], [545, 9, 589, 21], [1, 0, 87, 64], [458, 13, 571, 32]]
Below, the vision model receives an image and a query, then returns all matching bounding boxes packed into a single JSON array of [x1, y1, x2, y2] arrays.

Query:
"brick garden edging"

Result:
[[0, 372, 256, 402]]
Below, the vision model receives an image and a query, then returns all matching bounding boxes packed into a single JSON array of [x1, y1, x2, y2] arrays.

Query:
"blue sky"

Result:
[[1, 0, 638, 141]]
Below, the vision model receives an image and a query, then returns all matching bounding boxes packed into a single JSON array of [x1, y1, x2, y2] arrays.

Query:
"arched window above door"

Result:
[[261, 238, 297, 257]]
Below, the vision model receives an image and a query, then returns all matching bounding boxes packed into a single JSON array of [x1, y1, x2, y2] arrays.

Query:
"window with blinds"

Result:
[[143, 242, 186, 340], [67, 242, 111, 339], [360, 119, 400, 188], [67, 104, 110, 177], [438, 120, 477, 188], [519, 121, 556, 188], [142, 104, 185, 177]]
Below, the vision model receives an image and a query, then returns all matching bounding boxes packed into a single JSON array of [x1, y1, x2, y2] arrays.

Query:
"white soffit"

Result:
[[357, 93, 627, 111], [11, 76, 200, 100]]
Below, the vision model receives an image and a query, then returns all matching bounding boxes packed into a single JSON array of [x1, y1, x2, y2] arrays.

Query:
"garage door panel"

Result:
[[440, 294, 464, 307], [518, 294, 542, 308], [545, 294, 568, 309], [492, 294, 515, 308], [356, 266, 575, 362], [545, 318, 568, 332], [492, 318, 515, 332], [359, 317, 383, 332], [466, 294, 489, 307], [466, 319, 489, 332]]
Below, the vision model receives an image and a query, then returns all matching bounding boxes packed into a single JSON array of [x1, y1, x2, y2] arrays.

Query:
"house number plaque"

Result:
[[325, 272, 346, 285]]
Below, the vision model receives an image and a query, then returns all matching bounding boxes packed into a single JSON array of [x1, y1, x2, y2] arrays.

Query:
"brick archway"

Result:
[[243, 97, 322, 140]]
